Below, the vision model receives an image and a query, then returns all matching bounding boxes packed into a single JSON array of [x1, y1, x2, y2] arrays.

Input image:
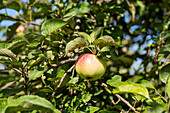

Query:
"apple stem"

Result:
[[85, 46, 95, 54]]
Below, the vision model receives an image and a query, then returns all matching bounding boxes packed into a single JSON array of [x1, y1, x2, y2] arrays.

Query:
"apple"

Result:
[[75, 53, 107, 81]]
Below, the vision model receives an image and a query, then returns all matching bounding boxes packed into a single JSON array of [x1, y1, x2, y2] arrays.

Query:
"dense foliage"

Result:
[[0, 0, 170, 112]]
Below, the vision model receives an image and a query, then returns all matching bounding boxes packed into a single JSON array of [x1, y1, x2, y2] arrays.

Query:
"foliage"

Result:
[[0, 0, 170, 112]]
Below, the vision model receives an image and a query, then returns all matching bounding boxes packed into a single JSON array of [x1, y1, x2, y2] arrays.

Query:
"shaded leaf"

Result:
[[3, 95, 61, 113], [0, 49, 16, 60], [25, 33, 45, 42], [106, 75, 122, 87], [79, 2, 90, 14], [28, 54, 46, 69], [33, 0, 51, 9], [7, 36, 29, 50], [90, 27, 103, 42], [77, 32, 91, 43], [0, 58, 22, 66], [2, 0, 20, 11], [118, 56, 133, 65], [93, 36, 118, 49], [166, 76, 170, 97], [140, 80, 155, 89], [41, 19, 67, 36], [159, 64, 170, 83], [65, 37, 89, 54], [112, 82, 149, 98]]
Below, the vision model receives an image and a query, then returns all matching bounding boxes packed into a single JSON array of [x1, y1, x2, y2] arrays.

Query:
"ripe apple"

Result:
[[75, 53, 107, 81]]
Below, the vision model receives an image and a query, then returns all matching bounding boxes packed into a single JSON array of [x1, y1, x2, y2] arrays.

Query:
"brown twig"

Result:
[[114, 94, 136, 112], [50, 64, 75, 102], [44, 57, 78, 73], [101, 83, 136, 112], [0, 14, 41, 26], [57, 64, 75, 88]]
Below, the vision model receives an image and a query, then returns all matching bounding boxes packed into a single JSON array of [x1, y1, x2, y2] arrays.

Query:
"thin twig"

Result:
[[0, 81, 15, 91], [0, 14, 41, 26], [114, 94, 136, 112], [57, 64, 75, 88], [44, 57, 78, 73], [101, 83, 136, 112], [50, 64, 75, 102]]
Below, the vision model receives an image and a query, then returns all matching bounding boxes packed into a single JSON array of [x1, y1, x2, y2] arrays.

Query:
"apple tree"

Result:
[[0, 0, 170, 112]]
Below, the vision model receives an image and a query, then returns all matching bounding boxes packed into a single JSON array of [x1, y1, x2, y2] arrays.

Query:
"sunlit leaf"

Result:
[[64, 8, 82, 18], [65, 37, 89, 54], [106, 75, 122, 87], [29, 69, 44, 80], [0, 49, 16, 60], [41, 18, 67, 36], [82, 93, 92, 103], [3, 95, 61, 113], [88, 106, 100, 113], [112, 82, 149, 98], [79, 2, 90, 14], [159, 64, 170, 83]]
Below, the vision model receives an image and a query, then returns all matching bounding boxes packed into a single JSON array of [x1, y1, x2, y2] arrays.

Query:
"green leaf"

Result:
[[65, 37, 89, 54], [28, 54, 46, 69], [88, 106, 100, 113], [77, 32, 91, 43], [159, 64, 170, 83], [3, 0, 20, 11], [29, 69, 44, 80], [3, 95, 61, 113], [112, 82, 149, 98], [90, 27, 103, 42], [33, 0, 51, 9], [56, 69, 65, 78], [0, 58, 22, 66], [82, 93, 92, 103], [166, 76, 170, 97], [68, 77, 79, 85], [93, 36, 118, 49], [0, 49, 16, 60], [25, 33, 45, 42], [79, 2, 90, 14], [64, 8, 82, 18], [41, 18, 67, 36], [140, 80, 155, 89], [7, 36, 29, 50], [106, 75, 122, 87], [118, 56, 133, 65]]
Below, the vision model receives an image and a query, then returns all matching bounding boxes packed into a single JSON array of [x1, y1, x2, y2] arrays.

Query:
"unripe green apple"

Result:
[[75, 53, 107, 81]]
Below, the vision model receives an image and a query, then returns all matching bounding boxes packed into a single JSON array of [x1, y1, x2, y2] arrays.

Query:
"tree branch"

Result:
[[0, 14, 41, 26], [44, 57, 78, 73]]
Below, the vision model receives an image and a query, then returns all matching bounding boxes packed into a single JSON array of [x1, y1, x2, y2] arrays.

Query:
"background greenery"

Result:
[[0, 0, 170, 113]]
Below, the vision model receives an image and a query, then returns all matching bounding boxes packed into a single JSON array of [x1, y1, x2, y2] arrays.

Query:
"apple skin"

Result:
[[75, 53, 107, 81]]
